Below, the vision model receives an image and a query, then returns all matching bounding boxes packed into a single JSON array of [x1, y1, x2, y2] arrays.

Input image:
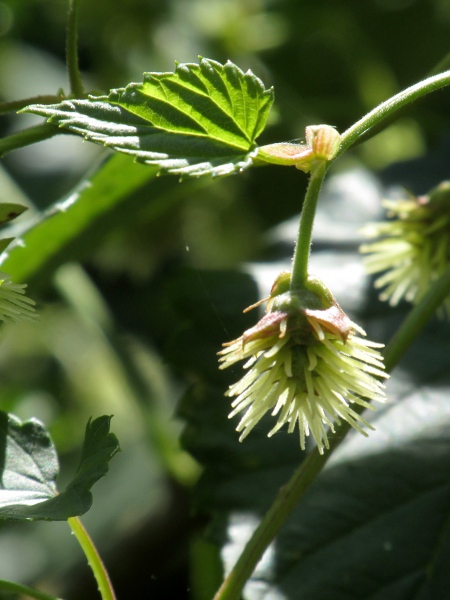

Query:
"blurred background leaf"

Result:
[[0, 1, 450, 599]]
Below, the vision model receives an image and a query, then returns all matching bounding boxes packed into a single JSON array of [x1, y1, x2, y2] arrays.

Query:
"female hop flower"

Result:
[[218, 272, 388, 454], [0, 271, 37, 323], [360, 183, 450, 318]]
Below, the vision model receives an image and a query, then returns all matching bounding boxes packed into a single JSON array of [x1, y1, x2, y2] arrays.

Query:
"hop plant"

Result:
[[0, 272, 37, 323], [218, 272, 388, 454], [360, 183, 450, 318]]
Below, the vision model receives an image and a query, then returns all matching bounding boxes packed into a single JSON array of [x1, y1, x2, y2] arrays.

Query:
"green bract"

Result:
[[24, 59, 274, 179]]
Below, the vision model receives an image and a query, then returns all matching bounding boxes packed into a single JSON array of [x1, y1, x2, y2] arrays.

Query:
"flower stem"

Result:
[[66, 0, 84, 97], [213, 265, 450, 600], [0, 579, 63, 600], [339, 69, 450, 155], [383, 264, 450, 372], [68, 516, 117, 600], [290, 159, 328, 291], [212, 425, 349, 600], [0, 123, 63, 157]]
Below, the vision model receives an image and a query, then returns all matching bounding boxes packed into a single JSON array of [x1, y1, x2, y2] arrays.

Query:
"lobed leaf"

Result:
[[0, 413, 119, 520], [24, 59, 274, 179]]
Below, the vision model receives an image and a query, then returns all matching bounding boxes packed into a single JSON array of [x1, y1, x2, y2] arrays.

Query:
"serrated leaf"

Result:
[[24, 59, 274, 178], [0, 414, 119, 520]]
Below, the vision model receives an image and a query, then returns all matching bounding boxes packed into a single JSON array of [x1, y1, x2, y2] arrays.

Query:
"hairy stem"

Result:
[[290, 159, 328, 290], [68, 517, 116, 600], [0, 123, 64, 157], [213, 266, 450, 600], [339, 69, 450, 154], [0, 94, 63, 115], [66, 0, 84, 96]]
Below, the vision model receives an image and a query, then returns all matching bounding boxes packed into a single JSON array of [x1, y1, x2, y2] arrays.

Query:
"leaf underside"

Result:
[[25, 59, 274, 179], [0, 414, 119, 520]]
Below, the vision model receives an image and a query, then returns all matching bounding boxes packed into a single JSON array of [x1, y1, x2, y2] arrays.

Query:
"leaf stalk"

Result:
[[0, 123, 63, 158], [0, 95, 63, 115]]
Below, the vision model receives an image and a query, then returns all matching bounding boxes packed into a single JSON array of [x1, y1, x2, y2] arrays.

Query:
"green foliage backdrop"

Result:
[[0, 1, 450, 599]]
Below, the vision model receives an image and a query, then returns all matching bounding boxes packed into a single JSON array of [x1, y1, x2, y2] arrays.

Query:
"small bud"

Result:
[[305, 125, 341, 162], [257, 141, 313, 172], [258, 125, 341, 173]]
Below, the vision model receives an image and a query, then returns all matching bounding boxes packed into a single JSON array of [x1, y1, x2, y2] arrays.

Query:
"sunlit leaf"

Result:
[[0, 414, 119, 520], [24, 59, 274, 178]]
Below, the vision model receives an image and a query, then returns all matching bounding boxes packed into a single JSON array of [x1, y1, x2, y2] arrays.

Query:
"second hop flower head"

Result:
[[360, 182, 450, 318], [219, 272, 388, 454]]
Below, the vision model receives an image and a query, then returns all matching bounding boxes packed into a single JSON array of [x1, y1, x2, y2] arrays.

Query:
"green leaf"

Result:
[[0, 414, 119, 520], [0, 153, 158, 283], [24, 59, 274, 178], [0, 237, 14, 254], [0, 203, 27, 225]]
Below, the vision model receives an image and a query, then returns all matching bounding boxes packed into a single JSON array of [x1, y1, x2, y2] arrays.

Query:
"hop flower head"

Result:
[[219, 272, 388, 454], [360, 183, 450, 318], [0, 272, 37, 323]]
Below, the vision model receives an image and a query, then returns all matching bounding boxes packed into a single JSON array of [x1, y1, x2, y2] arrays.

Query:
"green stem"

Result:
[[339, 69, 450, 155], [66, 0, 84, 96], [0, 579, 63, 600], [290, 159, 328, 290], [213, 266, 450, 600], [213, 446, 330, 600], [68, 516, 117, 600], [0, 94, 63, 115], [0, 123, 63, 157], [384, 264, 450, 372]]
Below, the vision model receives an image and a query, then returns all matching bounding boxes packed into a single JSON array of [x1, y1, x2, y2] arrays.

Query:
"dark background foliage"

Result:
[[0, 1, 450, 598]]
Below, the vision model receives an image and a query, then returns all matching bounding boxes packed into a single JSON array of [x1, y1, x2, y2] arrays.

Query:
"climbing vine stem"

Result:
[[339, 69, 450, 154], [66, 0, 84, 97]]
